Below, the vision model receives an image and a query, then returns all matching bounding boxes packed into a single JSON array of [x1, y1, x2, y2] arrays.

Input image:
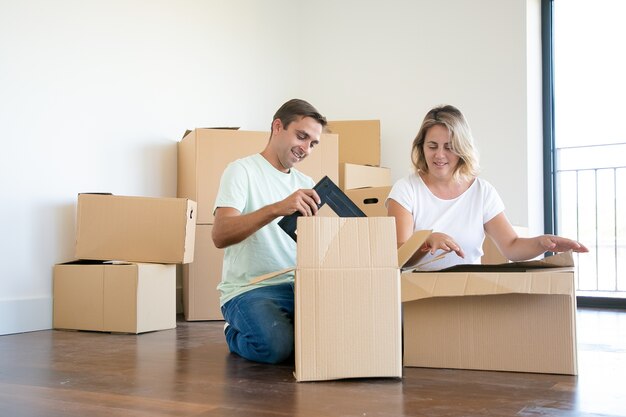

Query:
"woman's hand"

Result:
[[422, 232, 465, 259], [536, 235, 589, 253]]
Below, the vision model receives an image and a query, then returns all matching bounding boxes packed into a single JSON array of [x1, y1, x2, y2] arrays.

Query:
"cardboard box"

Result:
[[345, 186, 392, 217], [401, 249, 577, 375], [177, 128, 339, 224], [294, 217, 402, 382], [75, 194, 196, 264], [183, 224, 224, 321], [327, 120, 381, 166], [340, 163, 391, 191], [53, 261, 176, 334]]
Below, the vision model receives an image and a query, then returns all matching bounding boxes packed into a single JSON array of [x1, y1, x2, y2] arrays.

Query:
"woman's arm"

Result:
[[484, 212, 588, 261]]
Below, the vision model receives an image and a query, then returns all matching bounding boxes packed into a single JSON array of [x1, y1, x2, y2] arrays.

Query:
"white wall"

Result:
[[0, 0, 301, 334], [0, 0, 542, 335], [299, 0, 542, 230]]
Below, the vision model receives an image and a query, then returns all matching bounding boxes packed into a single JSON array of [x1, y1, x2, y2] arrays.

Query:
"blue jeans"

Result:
[[221, 282, 295, 364]]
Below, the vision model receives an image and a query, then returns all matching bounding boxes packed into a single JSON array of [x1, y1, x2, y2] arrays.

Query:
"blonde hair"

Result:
[[411, 105, 480, 182]]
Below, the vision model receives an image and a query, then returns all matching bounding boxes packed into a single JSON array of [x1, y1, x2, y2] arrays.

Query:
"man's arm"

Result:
[[212, 189, 321, 249]]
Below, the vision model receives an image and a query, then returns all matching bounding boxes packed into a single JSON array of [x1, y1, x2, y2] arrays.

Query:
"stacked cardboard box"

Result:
[[327, 120, 392, 216], [177, 128, 339, 321], [53, 194, 196, 334], [344, 185, 391, 217]]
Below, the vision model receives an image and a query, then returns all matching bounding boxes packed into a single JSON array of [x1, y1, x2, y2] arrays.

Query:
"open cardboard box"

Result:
[[257, 221, 577, 378], [400, 231, 577, 375], [254, 216, 403, 382]]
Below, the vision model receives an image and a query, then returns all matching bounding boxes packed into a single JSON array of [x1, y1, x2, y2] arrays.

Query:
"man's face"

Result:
[[272, 116, 323, 171]]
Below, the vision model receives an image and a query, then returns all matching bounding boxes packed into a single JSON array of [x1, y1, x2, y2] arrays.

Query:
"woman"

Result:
[[387, 104, 587, 270]]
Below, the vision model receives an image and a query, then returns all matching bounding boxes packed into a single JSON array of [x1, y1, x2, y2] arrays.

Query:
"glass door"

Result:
[[553, 0, 626, 299]]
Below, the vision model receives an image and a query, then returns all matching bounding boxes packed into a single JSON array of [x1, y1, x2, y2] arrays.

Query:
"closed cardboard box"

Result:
[[75, 194, 196, 264], [294, 217, 402, 382], [345, 186, 391, 217], [340, 163, 391, 191], [53, 261, 176, 334], [401, 251, 577, 375], [327, 120, 381, 166], [183, 224, 224, 321], [178, 128, 339, 224]]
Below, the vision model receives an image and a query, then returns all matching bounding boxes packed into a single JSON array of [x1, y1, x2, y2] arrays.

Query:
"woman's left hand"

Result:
[[537, 235, 589, 253]]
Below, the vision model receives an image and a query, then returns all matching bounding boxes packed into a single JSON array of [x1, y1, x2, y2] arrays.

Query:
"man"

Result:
[[212, 99, 327, 364]]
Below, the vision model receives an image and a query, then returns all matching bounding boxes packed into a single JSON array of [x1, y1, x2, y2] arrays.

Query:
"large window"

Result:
[[550, 0, 626, 300]]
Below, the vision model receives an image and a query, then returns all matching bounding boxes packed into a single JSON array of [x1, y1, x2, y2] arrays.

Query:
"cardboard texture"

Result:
[[345, 186, 392, 217], [326, 120, 381, 166], [53, 261, 176, 334], [294, 217, 402, 382], [401, 250, 577, 375], [183, 224, 224, 321], [340, 163, 392, 191], [75, 194, 196, 264], [177, 128, 339, 224]]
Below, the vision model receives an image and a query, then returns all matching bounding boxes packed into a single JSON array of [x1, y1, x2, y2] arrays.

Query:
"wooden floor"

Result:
[[1, 307, 625, 417]]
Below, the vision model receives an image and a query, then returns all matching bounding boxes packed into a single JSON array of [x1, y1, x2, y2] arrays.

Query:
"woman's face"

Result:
[[422, 124, 460, 181]]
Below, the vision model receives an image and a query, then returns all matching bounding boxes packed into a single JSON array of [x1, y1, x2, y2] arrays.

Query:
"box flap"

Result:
[[297, 217, 397, 269], [397, 230, 432, 269], [248, 267, 296, 285], [401, 260, 575, 303], [182, 127, 240, 139]]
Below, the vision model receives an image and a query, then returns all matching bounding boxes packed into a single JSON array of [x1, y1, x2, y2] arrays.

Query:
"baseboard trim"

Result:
[[0, 297, 52, 335], [577, 296, 626, 310]]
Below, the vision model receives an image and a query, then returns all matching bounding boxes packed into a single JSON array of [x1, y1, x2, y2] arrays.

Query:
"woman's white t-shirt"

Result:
[[387, 173, 505, 270]]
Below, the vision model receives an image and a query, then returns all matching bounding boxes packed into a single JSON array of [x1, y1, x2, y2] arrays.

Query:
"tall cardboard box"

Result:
[[183, 224, 224, 320], [75, 194, 196, 264], [294, 217, 402, 382], [401, 250, 577, 375], [340, 163, 392, 191], [326, 120, 381, 166], [53, 261, 176, 334], [345, 186, 392, 217], [178, 128, 339, 224]]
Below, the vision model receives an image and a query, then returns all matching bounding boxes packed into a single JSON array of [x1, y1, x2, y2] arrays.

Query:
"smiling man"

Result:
[[212, 99, 327, 364]]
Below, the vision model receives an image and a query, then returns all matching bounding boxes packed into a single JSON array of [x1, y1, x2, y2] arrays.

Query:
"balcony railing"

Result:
[[556, 143, 626, 297]]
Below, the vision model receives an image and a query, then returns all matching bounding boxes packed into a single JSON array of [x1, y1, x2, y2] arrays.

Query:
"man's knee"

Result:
[[261, 333, 294, 364]]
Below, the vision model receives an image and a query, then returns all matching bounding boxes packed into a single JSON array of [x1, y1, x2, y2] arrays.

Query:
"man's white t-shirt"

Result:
[[213, 153, 314, 305], [387, 173, 505, 270]]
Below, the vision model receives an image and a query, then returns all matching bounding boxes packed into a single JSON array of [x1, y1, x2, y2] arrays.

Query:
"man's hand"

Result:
[[274, 189, 321, 217], [212, 189, 321, 249]]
